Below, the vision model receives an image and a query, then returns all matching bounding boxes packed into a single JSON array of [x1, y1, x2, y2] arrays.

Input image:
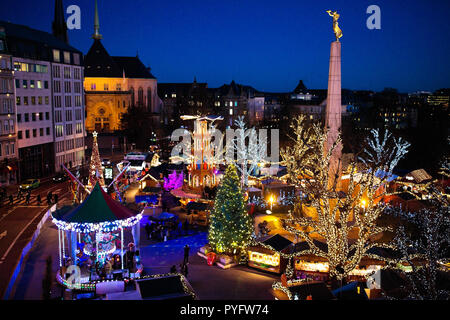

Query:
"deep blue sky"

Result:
[[1, 0, 449, 93]]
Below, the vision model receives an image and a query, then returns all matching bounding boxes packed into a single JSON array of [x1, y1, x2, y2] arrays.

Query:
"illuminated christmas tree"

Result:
[[88, 131, 105, 188], [208, 164, 253, 258]]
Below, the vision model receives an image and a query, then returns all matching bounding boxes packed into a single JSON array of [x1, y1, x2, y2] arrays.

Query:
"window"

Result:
[[30, 80, 35, 89], [64, 81, 71, 93], [16, 97, 21, 106], [38, 96, 43, 105], [15, 79, 20, 89], [53, 80, 61, 93], [32, 113, 36, 121], [63, 51, 71, 64], [37, 80, 42, 89], [24, 113, 29, 122], [9, 119, 14, 132], [65, 96, 72, 108], [45, 112, 50, 120], [17, 114, 21, 123], [40, 128, 44, 136], [76, 122, 83, 134], [33, 129, 37, 137], [138, 88, 143, 106], [24, 97, 28, 105], [73, 54, 80, 66], [74, 96, 81, 106], [66, 110, 72, 121], [53, 49, 60, 62], [54, 96, 62, 108], [74, 82, 81, 93], [18, 131, 22, 139], [64, 67, 71, 78], [66, 123, 73, 135], [23, 80, 27, 89], [90, 83, 96, 90], [45, 96, 49, 104], [75, 109, 82, 120], [25, 130, 30, 138], [39, 112, 43, 121], [53, 65, 60, 78], [46, 127, 50, 135], [147, 88, 152, 110], [55, 125, 63, 137], [31, 96, 36, 105], [116, 83, 121, 91], [74, 68, 81, 79], [55, 110, 62, 123], [44, 81, 49, 89]]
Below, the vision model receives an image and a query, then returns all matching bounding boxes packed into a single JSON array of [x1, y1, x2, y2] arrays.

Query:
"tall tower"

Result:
[[52, 0, 68, 43], [325, 13, 343, 186], [92, 0, 102, 40]]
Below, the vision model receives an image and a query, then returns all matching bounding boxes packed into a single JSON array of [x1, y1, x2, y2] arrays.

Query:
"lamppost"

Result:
[[269, 195, 275, 211]]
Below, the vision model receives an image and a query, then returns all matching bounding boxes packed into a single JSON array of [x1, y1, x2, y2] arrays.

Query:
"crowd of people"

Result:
[[0, 187, 59, 207]]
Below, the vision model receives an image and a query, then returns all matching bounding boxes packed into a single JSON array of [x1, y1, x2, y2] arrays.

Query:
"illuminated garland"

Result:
[[52, 213, 142, 233], [278, 116, 411, 280], [208, 164, 253, 257], [56, 271, 197, 299]]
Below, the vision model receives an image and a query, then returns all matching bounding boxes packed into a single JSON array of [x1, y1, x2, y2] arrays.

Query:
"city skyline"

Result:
[[1, 0, 449, 93]]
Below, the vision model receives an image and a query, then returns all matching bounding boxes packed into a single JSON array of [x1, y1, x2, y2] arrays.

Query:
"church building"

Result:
[[84, 0, 161, 133]]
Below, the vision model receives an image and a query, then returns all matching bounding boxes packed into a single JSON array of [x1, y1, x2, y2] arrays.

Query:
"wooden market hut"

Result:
[[247, 234, 293, 274]]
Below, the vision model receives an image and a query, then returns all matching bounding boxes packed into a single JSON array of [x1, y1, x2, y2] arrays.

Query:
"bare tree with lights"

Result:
[[280, 115, 410, 283], [229, 116, 268, 187], [384, 199, 450, 300]]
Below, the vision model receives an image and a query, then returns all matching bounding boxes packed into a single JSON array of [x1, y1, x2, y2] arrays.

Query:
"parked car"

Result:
[[102, 158, 111, 167], [53, 172, 68, 183], [20, 179, 40, 190]]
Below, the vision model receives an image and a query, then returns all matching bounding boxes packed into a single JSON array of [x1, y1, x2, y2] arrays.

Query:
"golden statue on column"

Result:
[[326, 10, 343, 41]]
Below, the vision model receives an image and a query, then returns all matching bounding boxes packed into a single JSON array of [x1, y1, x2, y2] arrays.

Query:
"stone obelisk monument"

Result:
[[325, 10, 343, 187]]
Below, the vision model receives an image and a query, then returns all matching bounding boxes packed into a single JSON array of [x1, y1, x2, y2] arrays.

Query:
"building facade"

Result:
[[1, 17, 86, 180], [0, 26, 18, 185]]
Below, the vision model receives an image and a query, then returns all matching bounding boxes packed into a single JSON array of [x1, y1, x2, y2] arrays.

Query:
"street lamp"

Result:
[[269, 195, 275, 211]]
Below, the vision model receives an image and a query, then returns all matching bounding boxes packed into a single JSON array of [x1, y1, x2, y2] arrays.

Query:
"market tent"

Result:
[[52, 182, 138, 224], [186, 201, 210, 212], [150, 211, 177, 221], [260, 233, 293, 252], [170, 187, 201, 199]]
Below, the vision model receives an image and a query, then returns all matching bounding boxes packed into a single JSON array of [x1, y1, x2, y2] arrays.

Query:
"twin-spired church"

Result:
[[83, 0, 161, 133]]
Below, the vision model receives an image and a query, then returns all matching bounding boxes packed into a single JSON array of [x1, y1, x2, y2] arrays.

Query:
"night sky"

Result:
[[1, 0, 449, 93]]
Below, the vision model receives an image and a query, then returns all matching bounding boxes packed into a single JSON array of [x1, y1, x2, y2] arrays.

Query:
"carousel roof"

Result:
[[52, 182, 139, 224]]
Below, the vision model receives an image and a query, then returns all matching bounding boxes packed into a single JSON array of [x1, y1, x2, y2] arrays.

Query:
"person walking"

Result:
[[54, 193, 58, 204], [183, 244, 190, 265], [144, 223, 151, 240], [47, 191, 52, 205], [9, 194, 13, 205], [36, 194, 41, 205], [25, 192, 30, 205]]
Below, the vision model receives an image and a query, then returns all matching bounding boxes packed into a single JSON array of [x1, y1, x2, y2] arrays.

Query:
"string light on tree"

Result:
[[208, 164, 253, 260]]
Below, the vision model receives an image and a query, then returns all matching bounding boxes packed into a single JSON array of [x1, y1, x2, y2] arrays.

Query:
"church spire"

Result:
[[52, 0, 68, 43], [92, 0, 102, 40]]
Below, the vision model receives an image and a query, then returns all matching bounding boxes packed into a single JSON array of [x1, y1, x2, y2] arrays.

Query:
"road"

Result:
[[0, 179, 72, 298]]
